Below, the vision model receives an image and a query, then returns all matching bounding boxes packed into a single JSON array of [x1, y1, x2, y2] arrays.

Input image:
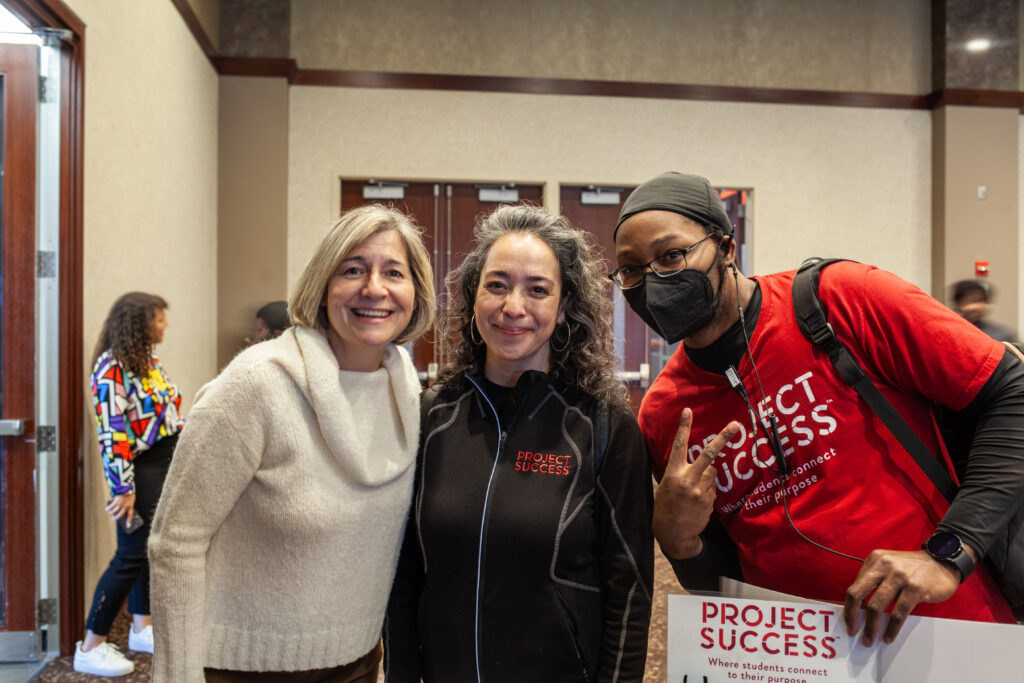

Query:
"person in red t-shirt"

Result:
[[611, 171, 1024, 647]]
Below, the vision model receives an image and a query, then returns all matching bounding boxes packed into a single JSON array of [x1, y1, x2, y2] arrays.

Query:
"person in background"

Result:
[[385, 204, 654, 683], [952, 279, 1017, 343], [612, 171, 1023, 648], [148, 205, 435, 683], [75, 292, 183, 677], [244, 300, 291, 346]]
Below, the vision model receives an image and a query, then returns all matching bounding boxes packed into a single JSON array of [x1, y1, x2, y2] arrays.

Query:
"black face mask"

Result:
[[623, 258, 722, 345]]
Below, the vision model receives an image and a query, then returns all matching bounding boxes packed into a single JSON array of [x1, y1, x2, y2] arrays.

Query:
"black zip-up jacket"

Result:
[[384, 371, 654, 683]]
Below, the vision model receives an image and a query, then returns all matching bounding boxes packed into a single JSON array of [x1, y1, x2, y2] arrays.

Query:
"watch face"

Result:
[[927, 532, 961, 557]]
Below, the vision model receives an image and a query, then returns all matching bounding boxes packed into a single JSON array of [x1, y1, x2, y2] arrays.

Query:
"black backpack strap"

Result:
[[793, 258, 958, 503], [593, 399, 610, 475]]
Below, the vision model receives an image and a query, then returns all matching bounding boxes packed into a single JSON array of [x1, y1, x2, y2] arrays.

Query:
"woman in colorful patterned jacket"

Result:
[[74, 292, 183, 677], [385, 205, 654, 683]]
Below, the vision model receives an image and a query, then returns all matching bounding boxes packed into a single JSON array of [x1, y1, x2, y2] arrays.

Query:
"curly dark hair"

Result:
[[93, 292, 169, 375], [438, 204, 626, 406]]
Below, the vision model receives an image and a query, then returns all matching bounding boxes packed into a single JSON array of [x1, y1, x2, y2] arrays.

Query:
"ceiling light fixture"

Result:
[[966, 38, 992, 52]]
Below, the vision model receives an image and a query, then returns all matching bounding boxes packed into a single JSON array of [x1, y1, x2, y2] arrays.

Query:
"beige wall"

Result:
[[292, 0, 930, 94], [934, 106, 1019, 332], [1020, 115, 1024, 332], [65, 0, 219, 605], [288, 87, 931, 292], [218, 76, 289, 367]]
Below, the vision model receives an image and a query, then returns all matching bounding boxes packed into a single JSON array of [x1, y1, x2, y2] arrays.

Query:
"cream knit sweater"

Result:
[[148, 326, 420, 681]]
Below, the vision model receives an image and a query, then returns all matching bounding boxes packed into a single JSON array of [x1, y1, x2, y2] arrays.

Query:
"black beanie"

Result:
[[614, 171, 733, 240]]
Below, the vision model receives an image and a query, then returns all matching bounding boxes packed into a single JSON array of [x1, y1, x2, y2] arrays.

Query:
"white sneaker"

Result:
[[73, 640, 135, 676], [128, 623, 154, 653]]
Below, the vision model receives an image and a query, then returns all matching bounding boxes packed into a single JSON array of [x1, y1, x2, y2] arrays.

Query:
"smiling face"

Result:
[[149, 307, 168, 345], [323, 229, 415, 371], [474, 232, 565, 386]]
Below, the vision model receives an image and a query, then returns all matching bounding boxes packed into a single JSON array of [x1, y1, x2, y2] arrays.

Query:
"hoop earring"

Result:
[[470, 313, 483, 345], [551, 322, 571, 353]]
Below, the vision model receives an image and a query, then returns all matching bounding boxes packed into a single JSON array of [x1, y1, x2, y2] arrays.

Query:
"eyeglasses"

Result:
[[608, 233, 716, 290]]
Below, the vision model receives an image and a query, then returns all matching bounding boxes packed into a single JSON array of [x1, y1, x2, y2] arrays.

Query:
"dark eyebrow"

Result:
[[649, 234, 695, 250], [618, 233, 692, 261], [482, 269, 555, 286]]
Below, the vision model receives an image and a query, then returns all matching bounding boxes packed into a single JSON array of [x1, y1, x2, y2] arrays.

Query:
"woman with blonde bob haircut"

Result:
[[151, 205, 435, 683]]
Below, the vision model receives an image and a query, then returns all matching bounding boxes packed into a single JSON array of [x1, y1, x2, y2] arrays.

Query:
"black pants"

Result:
[[85, 434, 177, 635]]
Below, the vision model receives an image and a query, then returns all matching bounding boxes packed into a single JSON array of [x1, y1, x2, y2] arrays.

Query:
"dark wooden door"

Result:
[[443, 182, 545, 275], [559, 185, 648, 410], [341, 180, 442, 371], [440, 182, 543, 369], [720, 189, 749, 272], [340, 179, 544, 376], [562, 184, 750, 411], [0, 43, 38, 635]]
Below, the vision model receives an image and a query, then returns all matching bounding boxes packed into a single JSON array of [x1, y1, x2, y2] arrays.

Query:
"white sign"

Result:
[[668, 594, 1024, 682]]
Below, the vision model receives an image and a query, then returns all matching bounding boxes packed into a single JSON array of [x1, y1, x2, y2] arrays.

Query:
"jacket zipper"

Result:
[[556, 592, 589, 679], [467, 376, 506, 683]]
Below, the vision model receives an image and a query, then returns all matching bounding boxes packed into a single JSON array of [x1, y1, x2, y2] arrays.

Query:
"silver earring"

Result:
[[470, 313, 483, 345], [551, 322, 571, 353]]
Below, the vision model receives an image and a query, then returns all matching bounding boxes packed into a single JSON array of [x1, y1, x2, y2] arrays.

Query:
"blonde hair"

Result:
[[289, 205, 435, 345]]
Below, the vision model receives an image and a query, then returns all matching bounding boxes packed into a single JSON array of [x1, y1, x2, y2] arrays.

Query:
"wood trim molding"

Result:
[[57, 23, 85, 659], [168, 0, 216, 66], [927, 88, 1024, 111], [213, 56, 298, 80], [7, 0, 86, 657], [291, 68, 931, 110], [203, 57, 1024, 113], [3, 0, 83, 35]]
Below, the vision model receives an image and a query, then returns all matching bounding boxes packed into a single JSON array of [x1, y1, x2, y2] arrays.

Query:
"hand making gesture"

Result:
[[653, 407, 740, 559]]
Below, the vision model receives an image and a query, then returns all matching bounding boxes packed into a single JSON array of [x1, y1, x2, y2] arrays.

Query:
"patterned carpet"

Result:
[[32, 609, 151, 682], [644, 546, 684, 682], [34, 550, 680, 682]]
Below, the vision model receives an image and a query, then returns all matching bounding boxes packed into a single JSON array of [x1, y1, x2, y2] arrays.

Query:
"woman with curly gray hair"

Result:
[[385, 204, 654, 683]]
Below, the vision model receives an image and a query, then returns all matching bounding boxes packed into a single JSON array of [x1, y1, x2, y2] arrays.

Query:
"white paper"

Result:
[[668, 593, 1024, 682]]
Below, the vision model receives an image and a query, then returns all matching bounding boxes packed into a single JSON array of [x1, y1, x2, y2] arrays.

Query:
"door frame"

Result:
[[3, 0, 84, 657]]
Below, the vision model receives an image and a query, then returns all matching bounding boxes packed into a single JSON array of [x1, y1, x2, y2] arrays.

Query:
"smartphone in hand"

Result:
[[107, 501, 145, 534]]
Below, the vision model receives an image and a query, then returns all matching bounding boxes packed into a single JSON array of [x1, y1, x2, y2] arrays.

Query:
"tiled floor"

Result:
[[0, 660, 47, 683]]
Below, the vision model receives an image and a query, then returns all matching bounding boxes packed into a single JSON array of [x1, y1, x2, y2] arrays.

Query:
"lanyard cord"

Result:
[[728, 264, 865, 564]]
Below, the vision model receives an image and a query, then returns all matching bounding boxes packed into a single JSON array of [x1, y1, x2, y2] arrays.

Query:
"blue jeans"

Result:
[[85, 434, 176, 635]]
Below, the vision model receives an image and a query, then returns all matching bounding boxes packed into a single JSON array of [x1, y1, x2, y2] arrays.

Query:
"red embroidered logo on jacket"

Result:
[[514, 450, 573, 476]]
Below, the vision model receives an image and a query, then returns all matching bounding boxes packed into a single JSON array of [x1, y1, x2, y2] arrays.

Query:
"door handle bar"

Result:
[[0, 419, 25, 436]]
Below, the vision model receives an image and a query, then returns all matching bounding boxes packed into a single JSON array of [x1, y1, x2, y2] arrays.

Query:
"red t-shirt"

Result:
[[639, 262, 1014, 623]]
